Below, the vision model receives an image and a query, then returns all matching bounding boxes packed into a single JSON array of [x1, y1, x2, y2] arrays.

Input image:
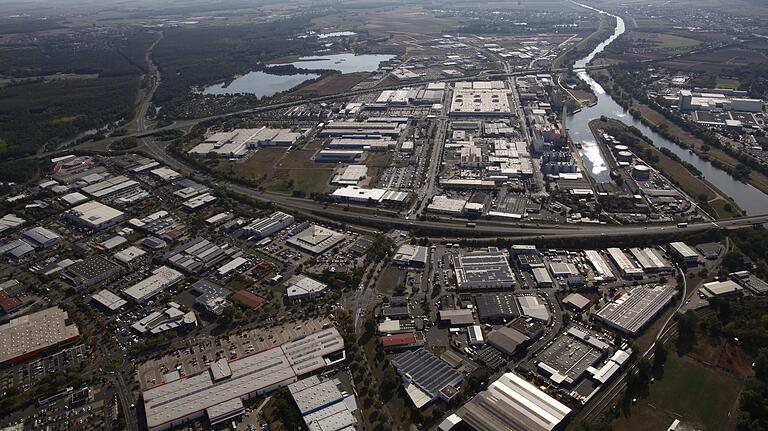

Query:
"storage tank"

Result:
[[632, 164, 651, 180], [613, 144, 629, 152], [617, 151, 633, 162]]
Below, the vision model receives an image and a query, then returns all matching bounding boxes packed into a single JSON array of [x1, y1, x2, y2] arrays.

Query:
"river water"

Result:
[[568, 3, 768, 214]]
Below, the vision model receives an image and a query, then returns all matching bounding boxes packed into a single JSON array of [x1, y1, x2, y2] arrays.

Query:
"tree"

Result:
[[652, 343, 667, 378]]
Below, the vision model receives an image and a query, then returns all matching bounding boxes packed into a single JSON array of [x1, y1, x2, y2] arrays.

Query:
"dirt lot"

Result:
[[295, 72, 370, 96]]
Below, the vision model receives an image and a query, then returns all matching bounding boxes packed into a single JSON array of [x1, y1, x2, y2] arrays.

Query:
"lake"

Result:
[[277, 53, 395, 74], [202, 70, 320, 97]]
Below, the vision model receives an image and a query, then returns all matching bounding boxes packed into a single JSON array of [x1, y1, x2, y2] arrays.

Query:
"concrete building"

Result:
[[454, 372, 571, 431], [331, 165, 368, 186], [62, 256, 121, 292], [142, 328, 345, 431], [91, 289, 128, 313], [0, 307, 80, 365], [630, 247, 673, 273], [189, 280, 231, 316], [427, 195, 468, 214], [331, 186, 409, 205], [562, 293, 590, 312], [123, 266, 184, 303], [584, 250, 616, 282], [532, 267, 554, 287], [132, 304, 197, 335]]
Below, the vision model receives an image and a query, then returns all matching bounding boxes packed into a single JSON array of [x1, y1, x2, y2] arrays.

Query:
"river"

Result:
[[568, 3, 768, 215]]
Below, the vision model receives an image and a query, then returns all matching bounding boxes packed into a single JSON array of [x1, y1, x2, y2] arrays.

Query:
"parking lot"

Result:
[[137, 317, 330, 390], [2, 345, 88, 393]]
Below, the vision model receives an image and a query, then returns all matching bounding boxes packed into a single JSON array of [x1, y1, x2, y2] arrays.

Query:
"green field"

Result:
[[613, 354, 742, 431], [715, 77, 741, 90]]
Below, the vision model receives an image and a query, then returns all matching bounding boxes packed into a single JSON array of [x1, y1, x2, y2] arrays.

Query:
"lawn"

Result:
[[613, 354, 743, 431], [715, 77, 741, 90], [223, 147, 333, 195], [376, 265, 406, 296]]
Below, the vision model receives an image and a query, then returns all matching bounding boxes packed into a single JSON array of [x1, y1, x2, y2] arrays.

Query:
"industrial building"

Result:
[[331, 164, 368, 186], [62, 256, 121, 292], [562, 293, 590, 312], [239, 212, 295, 240], [427, 195, 468, 214], [678, 88, 762, 113], [189, 280, 231, 316], [188, 127, 300, 157], [452, 372, 571, 431], [66, 201, 125, 230], [380, 332, 426, 351], [315, 149, 362, 163], [532, 267, 554, 287], [90, 289, 127, 313], [331, 186, 409, 205], [730, 271, 768, 295], [516, 295, 550, 322], [668, 242, 699, 265], [700, 280, 743, 298], [475, 293, 520, 323], [22, 226, 61, 248], [165, 237, 239, 274], [391, 348, 464, 409], [450, 81, 511, 117], [536, 326, 609, 387], [630, 247, 673, 273], [486, 326, 529, 356], [439, 309, 475, 326], [452, 247, 515, 291], [595, 285, 676, 335], [123, 266, 184, 303], [142, 328, 345, 431], [0, 306, 80, 365], [285, 275, 329, 300], [287, 224, 345, 254], [606, 247, 644, 279], [584, 250, 616, 282], [392, 244, 429, 268]]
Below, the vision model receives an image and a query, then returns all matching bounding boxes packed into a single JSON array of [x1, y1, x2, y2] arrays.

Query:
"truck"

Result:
[[466, 222, 477, 228], [677, 222, 688, 228]]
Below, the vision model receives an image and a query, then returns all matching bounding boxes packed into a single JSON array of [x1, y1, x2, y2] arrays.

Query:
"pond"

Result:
[[202, 70, 320, 97]]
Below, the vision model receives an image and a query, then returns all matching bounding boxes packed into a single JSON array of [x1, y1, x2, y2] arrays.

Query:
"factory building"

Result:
[[452, 247, 516, 291], [331, 186, 409, 205], [450, 81, 511, 117], [606, 248, 644, 279], [239, 212, 295, 240], [66, 201, 125, 230], [285, 275, 328, 301], [391, 348, 464, 409], [668, 242, 699, 265], [392, 244, 429, 268]]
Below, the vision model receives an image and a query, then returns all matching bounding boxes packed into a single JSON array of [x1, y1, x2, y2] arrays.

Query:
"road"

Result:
[[136, 31, 163, 134]]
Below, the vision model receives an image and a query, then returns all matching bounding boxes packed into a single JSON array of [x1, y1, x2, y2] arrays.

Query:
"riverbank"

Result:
[[592, 68, 768, 196], [590, 118, 742, 219]]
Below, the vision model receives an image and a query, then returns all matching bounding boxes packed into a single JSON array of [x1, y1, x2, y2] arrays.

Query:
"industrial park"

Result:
[[1, 1, 768, 431]]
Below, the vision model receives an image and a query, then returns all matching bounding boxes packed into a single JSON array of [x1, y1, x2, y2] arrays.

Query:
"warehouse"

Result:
[[62, 256, 121, 292], [668, 242, 699, 265], [22, 226, 61, 248], [66, 201, 125, 230], [166, 237, 237, 274], [607, 248, 644, 279], [475, 293, 519, 323], [517, 295, 550, 322], [288, 376, 358, 431], [700, 280, 743, 298], [240, 212, 294, 240], [486, 326, 529, 356], [91, 289, 128, 313], [450, 81, 511, 117], [314, 150, 364, 162], [391, 348, 464, 409], [630, 247, 673, 273], [452, 247, 515, 291], [730, 271, 768, 295], [331, 186, 409, 205], [584, 250, 616, 282], [536, 326, 607, 387], [454, 372, 571, 431], [595, 285, 676, 335], [392, 244, 429, 268], [562, 293, 591, 312], [439, 308, 475, 326], [532, 267, 554, 287], [287, 224, 345, 255], [142, 328, 344, 431], [0, 306, 80, 365], [123, 266, 184, 303], [331, 164, 368, 185], [380, 332, 426, 351], [427, 195, 468, 214]]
